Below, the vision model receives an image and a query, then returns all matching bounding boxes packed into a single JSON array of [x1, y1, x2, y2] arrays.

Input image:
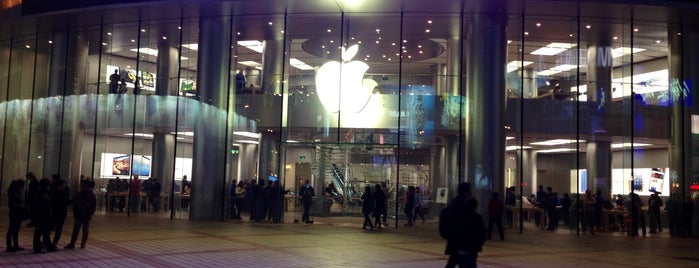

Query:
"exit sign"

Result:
[[300, 155, 306, 160]]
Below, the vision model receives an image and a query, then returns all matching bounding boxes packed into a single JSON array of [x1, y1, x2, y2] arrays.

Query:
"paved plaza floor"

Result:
[[1, 210, 698, 267]]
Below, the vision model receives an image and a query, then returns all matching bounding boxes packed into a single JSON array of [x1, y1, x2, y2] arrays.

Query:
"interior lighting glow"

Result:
[[170, 131, 195, 136], [290, 58, 314, 70], [536, 64, 578, 76], [237, 40, 264, 53], [506, 61, 533, 73], [182, 43, 199, 51], [611, 47, 645, 58], [239, 61, 262, 67], [124, 133, 154, 138], [237, 140, 259, 145], [530, 43, 576, 56], [233, 131, 261, 138], [129, 48, 159, 56], [530, 139, 584, 146], [506, 146, 532, 151], [611, 143, 651, 148], [537, 148, 575, 153]]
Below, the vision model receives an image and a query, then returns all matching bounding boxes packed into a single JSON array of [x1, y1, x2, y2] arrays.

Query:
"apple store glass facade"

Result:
[[1, 0, 699, 235]]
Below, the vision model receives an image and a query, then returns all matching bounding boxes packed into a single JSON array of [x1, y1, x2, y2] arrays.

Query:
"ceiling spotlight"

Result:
[[25, 45, 30, 48], [417, 45, 422, 48], [677, 32, 682, 35], [237, 32, 241, 35], [162, 36, 167, 40], [107, 32, 112, 36], [634, 28, 639, 32], [102, 42, 108, 46], [141, 29, 146, 32], [178, 26, 182, 30], [48, 40, 53, 44], [524, 32, 529, 35], [403, 40, 407, 43], [268, 21, 273, 25], [536, 22, 541, 27], [569, 34, 573, 37], [280, 30, 284, 34], [326, 29, 331, 33], [425, 29, 430, 33], [613, 36, 618, 40], [376, 29, 380, 33], [655, 40, 661, 43], [392, 42, 396, 46], [428, 20, 432, 24], [586, 25, 591, 29], [131, 39, 136, 43]]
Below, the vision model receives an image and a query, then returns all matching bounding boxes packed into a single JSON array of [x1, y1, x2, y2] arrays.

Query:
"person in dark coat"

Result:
[[32, 178, 57, 254], [488, 192, 505, 240], [6, 180, 27, 252], [361, 186, 375, 230], [373, 184, 387, 229], [299, 179, 314, 224], [65, 180, 97, 249], [444, 182, 486, 268], [49, 175, 70, 248]]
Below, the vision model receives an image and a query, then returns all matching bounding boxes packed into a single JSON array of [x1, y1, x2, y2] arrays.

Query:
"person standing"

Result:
[[181, 175, 190, 209], [234, 181, 246, 220], [361, 186, 374, 230], [413, 187, 426, 224], [32, 178, 57, 253], [229, 179, 238, 219], [150, 178, 162, 212], [65, 180, 97, 249], [130, 176, 141, 213], [404, 186, 416, 227], [488, 192, 505, 240], [444, 183, 486, 268], [299, 179, 314, 224], [6, 180, 27, 252], [49, 175, 70, 248], [373, 184, 387, 229], [109, 69, 120, 94], [581, 190, 596, 235], [505, 187, 516, 228], [648, 193, 663, 233]]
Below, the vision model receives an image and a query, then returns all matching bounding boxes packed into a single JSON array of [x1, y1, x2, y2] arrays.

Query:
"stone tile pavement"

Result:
[[1, 211, 698, 267]]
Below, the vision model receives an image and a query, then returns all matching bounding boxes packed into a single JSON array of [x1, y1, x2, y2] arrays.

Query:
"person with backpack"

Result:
[[441, 182, 487, 268]]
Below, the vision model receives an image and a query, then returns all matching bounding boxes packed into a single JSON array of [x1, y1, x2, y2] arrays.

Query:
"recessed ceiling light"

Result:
[[48, 40, 53, 44], [178, 26, 182, 30], [330, 40, 334, 43], [280, 30, 284, 33], [376, 40, 380, 44], [141, 29, 146, 32], [107, 32, 112, 35], [25, 45, 30, 48], [586, 25, 591, 29], [655, 40, 661, 43], [419, 51, 423, 54], [403, 40, 407, 43], [376, 28, 380, 32], [102, 42, 108, 46], [428, 20, 432, 24], [425, 29, 430, 33], [131, 39, 136, 43], [536, 22, 541, 27], [392, 42, 395, 46], [268, 21, 273, 25], [634, 28, 639, 32], [530, 139, 583, 146], [237, 32, 241, 35], [524, 32, 529, 35], [162, 36, 167, 40], [677, 32, 682, 35], [569, 34, 573, 37], [326, 29, 331, 32]]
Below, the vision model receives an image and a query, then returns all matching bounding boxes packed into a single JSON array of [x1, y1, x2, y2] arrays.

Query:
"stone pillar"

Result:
[[258, 132, 279, 180], [191, 11, 233, 220], [44, 30, 87, 189], [150, 38, 179, 201], [446, 37, 461, 96], [430, 64, 446, 95], [238, 143, 258, 181], [261, 39, 286, 95], [586, 141, 611, 195], [523, 69, 538, 99], [464, 0, 508, 214], [668, 26, 699, 237], [586, 40, 613, 196], [518, 149, 537, 195]]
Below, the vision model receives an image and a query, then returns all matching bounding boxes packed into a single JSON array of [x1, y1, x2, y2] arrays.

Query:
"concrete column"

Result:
[[238, 143, 258, 181], [523, 69, 538, 99], [430, 64, 446, 95], [191, 11, 232, 220], [586, 39, 613, 197], [156, 39, 179, 96], [464, 0, 508, 214], [446, 37, 461, 96], [586, 141, 611, 195], [518, 149, 537, 195], [44, 30, 88, 189], [261, 39, 286, 95], [257, 132, 279, 180], [151, 133, 175, 195]]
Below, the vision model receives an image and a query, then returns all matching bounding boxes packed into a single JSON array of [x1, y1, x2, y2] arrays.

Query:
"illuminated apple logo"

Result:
[[316, 44, 377, 113]]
